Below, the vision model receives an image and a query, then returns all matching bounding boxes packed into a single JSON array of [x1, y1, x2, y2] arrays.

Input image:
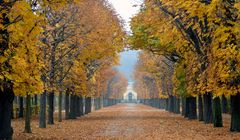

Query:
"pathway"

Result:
[[13, 104, 240, 140]]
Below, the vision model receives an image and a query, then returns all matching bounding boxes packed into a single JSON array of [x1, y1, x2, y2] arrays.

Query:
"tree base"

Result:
[[230, 94, 240, 132]]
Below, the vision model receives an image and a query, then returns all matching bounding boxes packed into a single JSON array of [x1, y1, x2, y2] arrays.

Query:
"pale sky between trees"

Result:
[[108, 0, 142, 82]]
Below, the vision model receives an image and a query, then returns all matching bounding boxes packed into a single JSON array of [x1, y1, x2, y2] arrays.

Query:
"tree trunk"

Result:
[[100, 96, 103, 109], [165, 98, 169, 111], [34, 95, 38, 115], [203, 93, 213, 124], [94, 98, 97, 110], [98, 98, 101, 110], [0, 6, 15, 139], [69, 94, 76, 119], [48, 92, 54, 124], [184, 97, 189, 118], [175, 97, 180, 114], [76, 96, 80, 117], [181, 97, 186, 116], [188, 96, 197, 119], [198, 95, 203, 121], [213, 96, 223, 127], [65, 89, 70, 119], [0, 84, 14, 140], [39, 91, 46, 128], [222, 95, 228, 113], [168, 96, 174, 112], [230, 94, 240, 132], [88, 97, 92, 113], [85, 97, 91, 114], [79, 96, 84, 116], [24, 94, 32, 133], [58, 91, 63, 122], [85, 97, 88, 114], [18, 97, 24, 118]]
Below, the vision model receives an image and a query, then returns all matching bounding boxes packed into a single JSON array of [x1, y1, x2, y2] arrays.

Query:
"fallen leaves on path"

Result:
[[12, 104, 240, 140]]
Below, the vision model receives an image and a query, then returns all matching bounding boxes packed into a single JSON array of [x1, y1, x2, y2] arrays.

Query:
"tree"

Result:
[[130, 0, 240, 130]]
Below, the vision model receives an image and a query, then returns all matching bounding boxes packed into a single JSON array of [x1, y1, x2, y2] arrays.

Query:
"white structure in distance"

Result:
[[123, 82, 137, 100]]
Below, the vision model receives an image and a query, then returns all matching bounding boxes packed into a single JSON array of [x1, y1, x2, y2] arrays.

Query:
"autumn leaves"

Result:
[[130, 0, 240, 132], [0, 0, 126, 138]]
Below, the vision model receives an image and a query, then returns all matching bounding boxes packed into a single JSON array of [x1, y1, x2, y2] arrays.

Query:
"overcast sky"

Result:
[[108, 0, 142, 32], [108, 0, 142, 82]]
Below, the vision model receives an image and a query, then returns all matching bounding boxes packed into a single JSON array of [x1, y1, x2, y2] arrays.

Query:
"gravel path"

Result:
[[13, 103, 240, 140]]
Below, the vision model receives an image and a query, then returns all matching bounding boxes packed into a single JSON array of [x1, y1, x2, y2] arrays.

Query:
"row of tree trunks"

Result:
[[102, 97, 119, 107], [12, 95, 39, 120], [65, 94, 85, 119], [103, 97, 108, 107], [142, 93, 238, 130], [140, 98, 167, 110], [94, 97, 102, 110]]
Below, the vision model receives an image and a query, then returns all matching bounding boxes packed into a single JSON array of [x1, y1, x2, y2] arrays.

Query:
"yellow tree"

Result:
[[130, 0, 240, 130], [0, 0, 74, 136]]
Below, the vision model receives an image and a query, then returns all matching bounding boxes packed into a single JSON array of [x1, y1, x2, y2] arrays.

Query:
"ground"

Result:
[[13, 104, 240, 140]]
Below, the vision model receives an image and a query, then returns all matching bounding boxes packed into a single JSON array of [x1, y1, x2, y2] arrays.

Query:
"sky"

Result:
[[108, 0, 142, 83], [108, 0, 142, 32]]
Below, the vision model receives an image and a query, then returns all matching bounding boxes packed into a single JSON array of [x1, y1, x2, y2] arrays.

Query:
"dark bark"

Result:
[[100, 96, 103, 109], [174, 97, 180, 114], [163, 99, 167, 109], [203, 93, 213, 124], [24, 94, 32, 133], [69, 94, 76, 119], [58, 91, 63, 122], [0, 84, 14, 140], [34, 95, 38, 115], [34, 95, 38, 106], [85, 97, 91, 114], [169, 95, 174, 112], [76, 96, 81, 117], [230, 94, 240, 132], [181, 97, 186, 116], [98, 98, 101, 109], [165, 98, 169, 111], [104, 97, 108, 107], [94, 98, 97, 110], [0, 4, 14, 139], [198, 95, 204, 121], [188, 96, 197, 119], [184, 97, 189, 118], [11, 101, 14, 119], [213, 97, 223, 127], [39, 91, 46, 128], [79, 96, 84, 116], [18, 97, 24, 118], [222, 95, 228, 113], [47, 92, 54, 124], [65, 89, 70, 119]]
